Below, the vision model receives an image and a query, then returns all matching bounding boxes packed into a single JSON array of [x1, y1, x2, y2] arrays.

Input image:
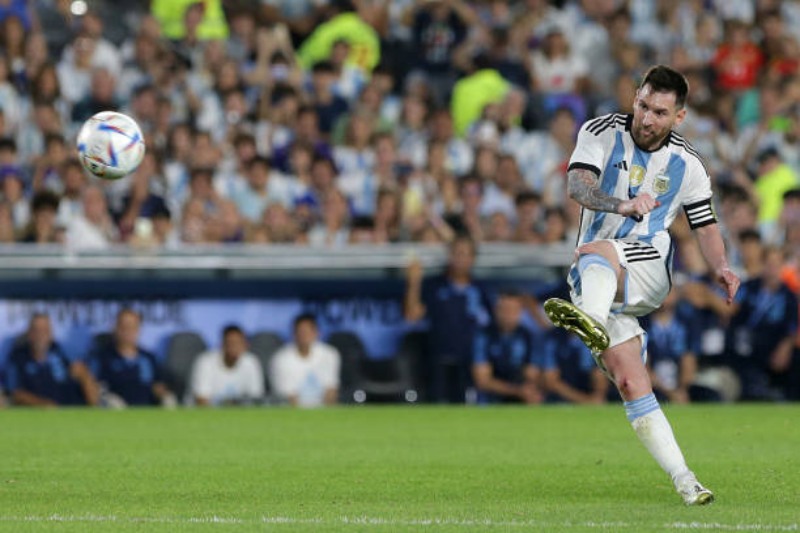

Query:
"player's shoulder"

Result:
[[580, 113, 629, 137], [667, 131, 708, 173]]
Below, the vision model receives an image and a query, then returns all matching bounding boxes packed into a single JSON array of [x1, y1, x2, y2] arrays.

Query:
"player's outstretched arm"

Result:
[[694, 223, 740, 304], [568, 168, 658, 217]]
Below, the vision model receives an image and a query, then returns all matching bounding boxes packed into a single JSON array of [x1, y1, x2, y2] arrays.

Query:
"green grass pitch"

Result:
[[0, 405, 798, 532]]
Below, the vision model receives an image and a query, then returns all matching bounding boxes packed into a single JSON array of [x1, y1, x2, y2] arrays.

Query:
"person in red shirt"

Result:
[[712, 19, 764, 92]]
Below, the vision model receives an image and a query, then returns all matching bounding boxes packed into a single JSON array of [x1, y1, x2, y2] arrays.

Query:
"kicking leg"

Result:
[[544, 241, 624, 353]]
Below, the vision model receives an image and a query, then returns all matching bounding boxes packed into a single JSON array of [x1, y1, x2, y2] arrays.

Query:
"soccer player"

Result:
[[543, 65, 740, 505]]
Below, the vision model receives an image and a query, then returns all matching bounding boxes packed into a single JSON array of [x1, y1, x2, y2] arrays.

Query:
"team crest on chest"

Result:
[[630, 165, 645, 186], [654, 173, 671, 194]]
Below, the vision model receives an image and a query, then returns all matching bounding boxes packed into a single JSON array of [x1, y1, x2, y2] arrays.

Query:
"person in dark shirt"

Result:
[[688, 246, 798, 400], [309, 60, 349, 135], [405, 235, 492, 403], [472, 290, 542, 404], [643, 287, 719, 403], [91, 309, 176, 407], [4, 313, 100, 406], [410, 0, 473, 104], [728, 247, 798, 400], [541, 327, 608, 404]]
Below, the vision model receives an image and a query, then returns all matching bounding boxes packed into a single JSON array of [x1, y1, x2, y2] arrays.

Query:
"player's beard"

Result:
[[632, 122, 669, 151]]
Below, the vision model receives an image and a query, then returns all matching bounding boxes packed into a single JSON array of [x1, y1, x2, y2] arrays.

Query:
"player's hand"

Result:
[[617, 193, 660, 218], [715, 267, 740, 305]]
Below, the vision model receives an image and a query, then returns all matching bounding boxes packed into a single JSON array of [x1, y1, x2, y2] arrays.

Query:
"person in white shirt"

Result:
[[66, 185, 118, 250], [270, 314, 341, 407], [189, 325, 264, 406]]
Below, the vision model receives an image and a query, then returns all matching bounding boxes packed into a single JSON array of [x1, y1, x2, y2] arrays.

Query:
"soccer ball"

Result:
[[76, 111, 145, 180]]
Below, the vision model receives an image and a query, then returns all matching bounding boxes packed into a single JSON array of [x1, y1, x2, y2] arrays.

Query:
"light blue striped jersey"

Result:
[[568, 113, 715, 259]]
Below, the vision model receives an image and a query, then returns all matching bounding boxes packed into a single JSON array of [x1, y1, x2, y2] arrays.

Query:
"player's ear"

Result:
[[674, 107, 687, 127]]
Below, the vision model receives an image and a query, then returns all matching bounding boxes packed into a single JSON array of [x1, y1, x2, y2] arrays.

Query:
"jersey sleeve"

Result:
[[472, 331, 489, 365], [680, 158, 717, 229], [567, 118, 608, 177]]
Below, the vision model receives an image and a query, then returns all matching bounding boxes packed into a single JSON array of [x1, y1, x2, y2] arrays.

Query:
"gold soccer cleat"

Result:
[[544, 298, 610, 354]]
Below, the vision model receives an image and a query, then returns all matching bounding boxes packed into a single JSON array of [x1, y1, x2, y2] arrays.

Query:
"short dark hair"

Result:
[[248, 155, 271, 171], [116, 307, 142, 323], [449, 233, 477, 257], [640, 65, 689, 108], [293, 313, 317, 330], [783, 188, 800, 201], [496, 288, 524, 300], [31, 191, 60, 213], [515, 190, 542, 206], [222, 324, 245, 338], [738, 228, 762, 243]]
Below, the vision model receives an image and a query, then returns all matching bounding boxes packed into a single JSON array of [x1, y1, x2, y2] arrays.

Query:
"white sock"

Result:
[[577, 254, 617, 326], [625, 393, 690, 481]]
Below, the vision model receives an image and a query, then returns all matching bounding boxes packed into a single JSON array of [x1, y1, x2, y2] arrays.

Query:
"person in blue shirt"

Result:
[[728, 247, 798, 400], [688, 246, 798, 400], [404, 235, 492, 403], [4, 313, 100, 406], [472, 291, 542, 404], [643, 287, 719, 404], [541, 327, 608, 404], [91, 309, 176, 407]]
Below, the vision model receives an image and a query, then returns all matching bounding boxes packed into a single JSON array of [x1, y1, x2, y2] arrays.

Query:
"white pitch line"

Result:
[[0, 515, 796, 531]]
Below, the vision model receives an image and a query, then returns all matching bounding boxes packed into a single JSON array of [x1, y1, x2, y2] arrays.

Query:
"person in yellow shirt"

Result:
[[297, 0, 380, 73], [754, 147, 800, 240], [450, 53, 510, 137], [151, 0, 229, 41]]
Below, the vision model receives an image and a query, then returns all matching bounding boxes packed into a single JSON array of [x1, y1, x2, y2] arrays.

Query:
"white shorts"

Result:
[[568, 238, 670, 350]]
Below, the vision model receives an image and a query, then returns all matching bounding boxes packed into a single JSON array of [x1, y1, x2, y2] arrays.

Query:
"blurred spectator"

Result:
[[451, 53, 510, 137], [307, 188, 350, 246], [55, 158, 88, 228], [232, 156, 294, 222], [727, 247, 798, 400], [513, 191, 544, 243], [0, 165, 28, 230], [297, 0, 381, 73], [530, 25, 589, 97], [409, 0, 474, 105], [0, 54, 21, 133], [712, 19, 763, 92], [189, 325, 264, 406], [4, 313, 100, 406], [471, 291, 543, 404], [753, 148, 800, 241], [19, 190, 63, 244], [503, 107, 576, 205], [91, 309, 176, 407], [72, 69, 120, 126], [0, 200, 13, 242], [270, 313, 341, 407], [309, 60, 350, 136], [152, 0, 228, 41], [66, 185, 118, 249], [404, 235, 492, 403], [541, 327, 608, 404], [645, 287, 720, 404]]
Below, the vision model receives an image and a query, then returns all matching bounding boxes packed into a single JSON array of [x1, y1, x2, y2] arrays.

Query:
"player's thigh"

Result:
[[611, 242, 670, 316]]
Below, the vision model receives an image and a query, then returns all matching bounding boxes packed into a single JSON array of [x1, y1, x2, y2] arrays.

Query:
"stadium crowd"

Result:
[[1, 0, 800, 404]]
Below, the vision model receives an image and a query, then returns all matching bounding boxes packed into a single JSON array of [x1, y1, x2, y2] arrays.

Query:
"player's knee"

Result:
[[615, 374, 649, 399]]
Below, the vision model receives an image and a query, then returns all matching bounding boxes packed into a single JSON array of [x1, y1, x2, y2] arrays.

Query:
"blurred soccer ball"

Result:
[[77, 111, 145, 180]]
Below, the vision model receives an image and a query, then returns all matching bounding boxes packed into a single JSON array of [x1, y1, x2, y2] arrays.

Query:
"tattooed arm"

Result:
[[567, 168, 658, 217]]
